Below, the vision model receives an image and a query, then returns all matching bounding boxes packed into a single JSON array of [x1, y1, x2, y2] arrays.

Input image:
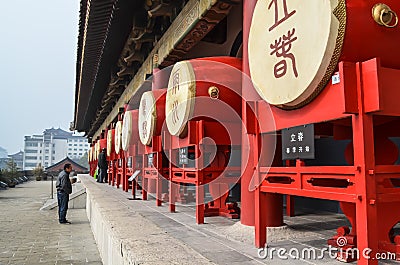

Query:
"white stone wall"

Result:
[[85, 189, 127, 265], [53, 139, 68, 164]]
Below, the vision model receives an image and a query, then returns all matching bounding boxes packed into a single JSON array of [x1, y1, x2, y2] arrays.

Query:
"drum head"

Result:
[[95, 141, 100, 160], [122, 112, 132, 151], [90, 146, 94, 161], [88, 149, 91, 162], [166, 61, 196, 136], [115, 121, 123, 154], [138, 91, 157, 145], [107, 130, 113, 156], [248, 0, 346, 108]]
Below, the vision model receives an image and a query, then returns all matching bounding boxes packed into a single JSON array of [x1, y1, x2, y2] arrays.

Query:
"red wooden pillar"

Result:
[[352, 63, 378, 265], [169, 148, 176, 212], [142, 169, 148, 200], [123, 154, 127, 192], [196, 177, 205, 225], [121, 156, 125, 191], [241, 0, 259, 226], [255, 184, 267, 248], [112, 161, 116, 186], [285, 161, 295, 217], [156, 153, 163, 206], [156, 175, 162, 206], [169, 182, 176, 213], [116, 158, 120, 189], [196, 121, 205, 224], [286, 195, 295, 217], [156, 148, 164, 206]]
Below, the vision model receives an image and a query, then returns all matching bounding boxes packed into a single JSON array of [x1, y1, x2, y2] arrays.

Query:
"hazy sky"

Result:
[[0, 1, 80, 154]]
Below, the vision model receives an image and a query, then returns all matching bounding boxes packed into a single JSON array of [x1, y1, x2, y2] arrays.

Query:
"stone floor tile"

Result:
[[0, 181, 102, 265]]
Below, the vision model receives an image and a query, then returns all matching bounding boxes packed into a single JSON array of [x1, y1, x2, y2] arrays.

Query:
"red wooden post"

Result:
[[196, 178, 205, 225], [241, 0, 258, 227], [196, 121, 205, 224], [255, 184, 267, 247], [285, 160, 295, 217], [352, 63, 378, 265], [123, 154, 127, 192], [156, 153, 162, 206], [116, 159, 120, 189], [286, 195, 295, 217], [169, 183, 176, 213], [169, 149, 176, 213], [142, 175, 148, 200], [121, 154, 126, 191]]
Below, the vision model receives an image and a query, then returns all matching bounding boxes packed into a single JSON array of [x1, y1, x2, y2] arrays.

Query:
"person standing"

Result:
[[56, 163, 73, 224], [97, 148, 108, 183]]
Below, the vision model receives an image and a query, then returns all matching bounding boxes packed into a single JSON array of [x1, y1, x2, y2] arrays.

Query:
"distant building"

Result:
[[23, 128, 89, 170], [0, 158, 8, 170], [8, 151, 24, 169], [45, 157, 88, 175], [0, 151, 23, 170]]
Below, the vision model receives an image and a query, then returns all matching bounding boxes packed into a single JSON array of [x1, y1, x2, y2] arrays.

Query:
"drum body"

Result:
[[122, 110, 140, 156], [107, 129, 115, 159], [94, 139, 107, 161], [94, 141, 100, 161], [89, 145, 94, 162], [87, 149, 91, 163], [165, 57, 242, 137]]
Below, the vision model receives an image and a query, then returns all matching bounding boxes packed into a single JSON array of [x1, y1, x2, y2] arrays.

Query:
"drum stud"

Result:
[[372, 3, 398, 28], [208, 86, 219, 99]]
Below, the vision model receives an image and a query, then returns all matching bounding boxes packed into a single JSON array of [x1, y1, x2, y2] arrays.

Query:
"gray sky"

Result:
[[0, 1, 80, 154]]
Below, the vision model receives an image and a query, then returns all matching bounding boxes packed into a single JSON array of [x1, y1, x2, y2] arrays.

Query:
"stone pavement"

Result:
[[0, 180, 102, 265]]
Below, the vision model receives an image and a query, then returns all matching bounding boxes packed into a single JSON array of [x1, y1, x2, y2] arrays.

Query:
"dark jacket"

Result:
[[56, 170, 72, 194], [98, 152, 108, 169]]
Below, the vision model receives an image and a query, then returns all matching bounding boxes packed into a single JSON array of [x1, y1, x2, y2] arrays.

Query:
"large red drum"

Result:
[[249, 0, 400, 108], [94, 139, 107, 160], [121, 110, 140, 156], [88, 146, 94, 163], [138, 89, 167, 145], [92, 144, 96, 161], [106, 129, 115, 158], [114, 121, 123, 155], [165, 57, 242, 137]]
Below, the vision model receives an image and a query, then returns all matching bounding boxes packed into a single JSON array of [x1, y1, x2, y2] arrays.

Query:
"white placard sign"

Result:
[[128, 170, 141, 181]]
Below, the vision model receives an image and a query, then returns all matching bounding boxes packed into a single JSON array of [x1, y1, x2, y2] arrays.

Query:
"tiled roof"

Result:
[[45, 157, 88, 173]]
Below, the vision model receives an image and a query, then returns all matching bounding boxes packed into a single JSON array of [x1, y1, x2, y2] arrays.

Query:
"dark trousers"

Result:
[[96, 168, 102, 182], [57, 191, 69, 222], [98, 168, 108, 183], [103, 168, 108, 183]]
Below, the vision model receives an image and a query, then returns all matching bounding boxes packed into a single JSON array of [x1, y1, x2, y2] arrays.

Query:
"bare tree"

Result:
[[5, 159, 19, 179], [33, 163, 44, 181]]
